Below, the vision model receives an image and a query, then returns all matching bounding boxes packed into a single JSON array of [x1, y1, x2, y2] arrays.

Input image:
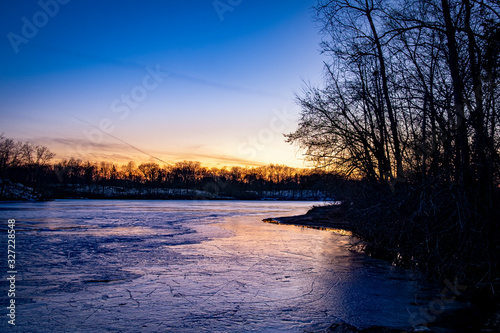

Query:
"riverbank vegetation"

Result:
[[287, 0, 500, 291]]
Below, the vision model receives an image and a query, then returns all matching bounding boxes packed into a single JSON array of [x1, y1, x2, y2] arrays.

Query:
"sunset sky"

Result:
[[0, 0, 325, 167]]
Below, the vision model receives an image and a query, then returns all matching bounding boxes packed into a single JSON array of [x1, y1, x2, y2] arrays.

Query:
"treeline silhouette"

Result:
[[0, 135, 340, 200], [288, 0, 500, 288]]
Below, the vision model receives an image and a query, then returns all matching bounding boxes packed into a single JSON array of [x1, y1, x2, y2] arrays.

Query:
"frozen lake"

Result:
[[0, 200, 428, 332]]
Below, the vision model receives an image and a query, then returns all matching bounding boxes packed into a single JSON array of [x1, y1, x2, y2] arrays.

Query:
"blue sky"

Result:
[[0, 0, 325, 167]]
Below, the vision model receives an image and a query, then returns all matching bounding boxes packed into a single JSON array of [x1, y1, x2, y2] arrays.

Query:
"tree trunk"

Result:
[[441, 0, 470, 188], [366, 9, 404, 182]]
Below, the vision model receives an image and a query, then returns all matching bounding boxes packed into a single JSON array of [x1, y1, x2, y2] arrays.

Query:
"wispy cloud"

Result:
[[33, 137, 265, 167]]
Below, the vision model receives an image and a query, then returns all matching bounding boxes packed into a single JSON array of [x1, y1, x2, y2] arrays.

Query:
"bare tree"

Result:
[[288, 0, 500, 283]]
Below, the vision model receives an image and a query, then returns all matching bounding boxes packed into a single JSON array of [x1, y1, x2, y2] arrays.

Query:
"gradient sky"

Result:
[[0, 0, 326, 167]]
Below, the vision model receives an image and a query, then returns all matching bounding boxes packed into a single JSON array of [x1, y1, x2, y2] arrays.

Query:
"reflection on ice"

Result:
[[0, 200, 431, 332]]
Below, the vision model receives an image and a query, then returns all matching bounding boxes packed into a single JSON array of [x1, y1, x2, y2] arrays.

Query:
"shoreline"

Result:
[[263, 205, 406, 333], [263, 204, 352, 232], [263, 205, 407, 332], [263, 204, 500, 333]]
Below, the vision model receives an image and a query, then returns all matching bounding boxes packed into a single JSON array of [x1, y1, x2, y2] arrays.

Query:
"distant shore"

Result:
[[0, 179, 334, 202]]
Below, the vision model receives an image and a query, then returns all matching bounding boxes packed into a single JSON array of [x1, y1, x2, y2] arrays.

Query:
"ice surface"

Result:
[[0, 200, 433, 332]]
